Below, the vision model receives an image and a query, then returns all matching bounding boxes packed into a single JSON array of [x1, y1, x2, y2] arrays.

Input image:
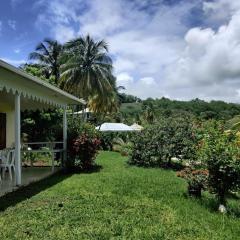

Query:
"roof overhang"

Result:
[[0, 60, 85, 109]]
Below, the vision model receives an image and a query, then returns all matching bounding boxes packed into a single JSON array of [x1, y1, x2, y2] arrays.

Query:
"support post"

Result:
[[63, 106, 67, 166], [15, 93, 21, 186]]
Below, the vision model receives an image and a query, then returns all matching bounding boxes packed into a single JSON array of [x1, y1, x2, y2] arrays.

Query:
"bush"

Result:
[[100, 132, 133, 151], [198, 121, 240, 208], [128, 125, 164, 167], [67, 122, 101, 171], [112, 137, 133, 156], [177, 168, 208, 197], [128, 117, 198, 168]]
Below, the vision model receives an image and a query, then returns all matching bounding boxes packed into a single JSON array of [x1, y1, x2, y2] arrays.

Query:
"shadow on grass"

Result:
[[0, 171, 71, 212], [0, 165, 103, 212], [183, 191, 240, 217], [127, 162, 184, 171], [66, 164, 103, 174]]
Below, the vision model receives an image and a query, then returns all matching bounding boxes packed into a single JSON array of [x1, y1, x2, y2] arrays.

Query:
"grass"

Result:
[[0, 151, 240, 239]]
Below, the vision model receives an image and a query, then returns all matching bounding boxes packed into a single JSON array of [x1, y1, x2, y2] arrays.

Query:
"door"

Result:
[[0, 113, 6, 150]]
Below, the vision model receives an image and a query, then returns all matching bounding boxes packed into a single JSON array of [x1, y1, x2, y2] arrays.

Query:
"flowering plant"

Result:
[[177, 168, 208, 197], [71, 134, 101, 170]]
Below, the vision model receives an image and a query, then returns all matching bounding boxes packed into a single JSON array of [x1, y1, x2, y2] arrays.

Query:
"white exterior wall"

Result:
[[6, 110, 15, 148]]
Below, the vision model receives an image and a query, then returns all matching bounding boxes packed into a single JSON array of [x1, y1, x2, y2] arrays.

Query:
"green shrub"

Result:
[[177, 168, 208, 197], [198, 121, 240, 208], [112, 137, 133, 156], [128, 125, 165, 167], [100, 132, 134, 151], [67, 122, 101, 171], [128, 117, 197, 168]]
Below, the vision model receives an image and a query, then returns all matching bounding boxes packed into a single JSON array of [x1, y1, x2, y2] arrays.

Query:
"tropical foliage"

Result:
[[119, 97, 240, 125], [129, 117, 197, 167], [177, 168, 208, 197], [60, 35, 114, 99], [29, 38, 63, 85], [198, 121, 240, 207], [67, 123, 101, 171]]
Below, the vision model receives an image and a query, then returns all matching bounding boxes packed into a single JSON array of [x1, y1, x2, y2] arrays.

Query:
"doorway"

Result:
[[0, 113, 6, 150]]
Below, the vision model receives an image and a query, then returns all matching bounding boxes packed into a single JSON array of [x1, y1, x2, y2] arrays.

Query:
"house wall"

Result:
[[6, 110, 15, 148], [0, 102, 15, 148]]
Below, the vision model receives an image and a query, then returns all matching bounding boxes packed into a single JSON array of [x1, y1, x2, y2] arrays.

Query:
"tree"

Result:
[[199, 121, 240, 210], [20, 63, 53, 83], [29, 38, 63, 85], [144, 106, 154, 124], [129, 117, 197, 168], [88, 91, 119, 115], [60, 35, 114, 99]]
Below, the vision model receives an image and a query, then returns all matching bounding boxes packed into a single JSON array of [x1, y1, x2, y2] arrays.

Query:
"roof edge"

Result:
[[0, 59, 86, 105]]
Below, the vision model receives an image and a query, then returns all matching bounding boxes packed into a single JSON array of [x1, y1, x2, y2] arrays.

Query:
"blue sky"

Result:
[[1, 0, 240, 102]]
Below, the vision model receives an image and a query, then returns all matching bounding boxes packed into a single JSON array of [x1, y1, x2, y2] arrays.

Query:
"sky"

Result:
[[1, 0, 240, 102]]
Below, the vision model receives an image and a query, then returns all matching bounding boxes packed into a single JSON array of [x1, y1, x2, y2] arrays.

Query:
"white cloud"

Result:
[[117, 73, 165, 99], [203, 0, 240, 25], [140, 77, 155, 85], [164, 2, 240, 102], [8, 20, 16, 30], [1, 58, 26, 66], [117, 72, 134, 86], [14, 49, 21, 54], [34, 0, 240, 102], [53, 25, 76, 43]]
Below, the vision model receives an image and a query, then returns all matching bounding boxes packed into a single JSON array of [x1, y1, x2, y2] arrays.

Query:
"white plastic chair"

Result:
[[0, 149, 16, 180]]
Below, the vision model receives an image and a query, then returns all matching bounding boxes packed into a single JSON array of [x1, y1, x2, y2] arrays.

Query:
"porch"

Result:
[[0, 60, 84, 194], [0, 166, 61, 197]]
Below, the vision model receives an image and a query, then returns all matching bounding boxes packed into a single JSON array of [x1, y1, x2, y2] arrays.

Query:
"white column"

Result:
[[63, 106, 67, 165], [15, 93, 21, 186]]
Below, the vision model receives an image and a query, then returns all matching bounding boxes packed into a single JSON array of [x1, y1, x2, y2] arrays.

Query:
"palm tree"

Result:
[[29, 38, 63, 85], [60, 35, 113, 99], [88, 91, 119, 114]]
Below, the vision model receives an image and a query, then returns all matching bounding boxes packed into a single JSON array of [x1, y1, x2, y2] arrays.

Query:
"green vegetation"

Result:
[[27, 35, 118, 116], [119, 97, 240, 125], [67, 123, 101, 171], [198, 121, 240, 207], [28, 38, 63, 85], [129, 117, 197, 167], [129, 118, 240, 211], [0, 152, 240, 239]]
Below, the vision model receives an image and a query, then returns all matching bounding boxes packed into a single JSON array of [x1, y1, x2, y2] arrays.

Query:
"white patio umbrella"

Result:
[[130, 123, 144, 131], [96, 123, 134, 132]]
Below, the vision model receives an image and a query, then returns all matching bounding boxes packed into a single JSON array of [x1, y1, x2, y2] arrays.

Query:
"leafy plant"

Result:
[[67, 122, 101, 171], [29, 38, 63, 85], [198, 121, 240, 209], [177, 168, 208, 197], [129, 117, 198, 168], [112, 137, 133, 156], [71, 135, 101, 170]]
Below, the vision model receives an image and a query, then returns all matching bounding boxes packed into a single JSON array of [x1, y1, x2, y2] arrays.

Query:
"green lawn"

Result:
[[0, 151, 240, 240]]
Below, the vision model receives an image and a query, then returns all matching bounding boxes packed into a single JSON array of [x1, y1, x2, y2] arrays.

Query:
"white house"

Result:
[[0, 60, 84, 188]]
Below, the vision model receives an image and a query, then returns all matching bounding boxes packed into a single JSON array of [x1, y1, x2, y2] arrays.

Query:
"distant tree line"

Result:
[[119, 96, 240, 125]]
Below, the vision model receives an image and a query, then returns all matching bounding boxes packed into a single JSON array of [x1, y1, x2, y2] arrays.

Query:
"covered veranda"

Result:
[[0, 60, 84, 195]]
